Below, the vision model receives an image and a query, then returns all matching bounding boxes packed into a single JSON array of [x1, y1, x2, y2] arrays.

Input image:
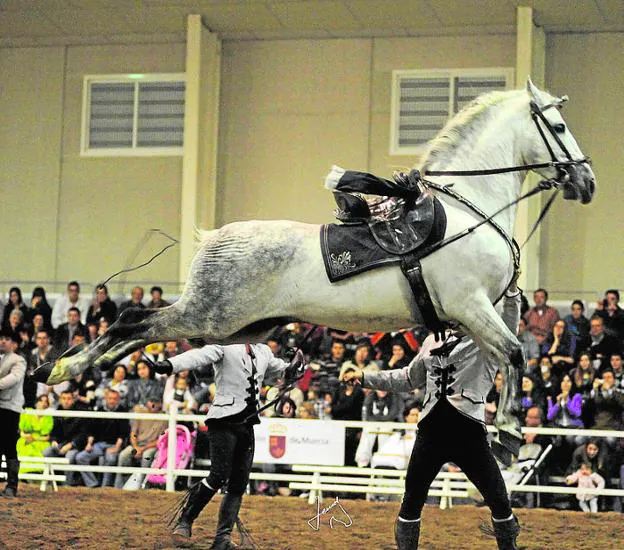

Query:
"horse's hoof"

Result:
[[26, 361, 55, 384], [30, 357, 73, 385]]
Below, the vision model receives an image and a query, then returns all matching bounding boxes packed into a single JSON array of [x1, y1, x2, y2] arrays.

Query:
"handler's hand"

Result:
[[339, 366, 363, 385]]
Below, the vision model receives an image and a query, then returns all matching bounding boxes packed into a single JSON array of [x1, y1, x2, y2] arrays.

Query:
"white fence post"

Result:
[[166, 402, 179, 492]]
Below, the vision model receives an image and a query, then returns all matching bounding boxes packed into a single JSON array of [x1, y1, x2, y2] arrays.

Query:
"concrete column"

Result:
[[179, 14, 221, 283], [514, 5, 545, 293]]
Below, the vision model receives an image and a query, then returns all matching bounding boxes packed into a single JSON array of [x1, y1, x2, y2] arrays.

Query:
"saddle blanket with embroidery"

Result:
[[320, 197, 447, 283]]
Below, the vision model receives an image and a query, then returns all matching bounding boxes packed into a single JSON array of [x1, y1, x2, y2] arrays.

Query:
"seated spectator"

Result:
[[570, 353, 597, 400], [564, 299, 590, 354], [330, 382, 364, 466], [117, 286, 145, 317], [163, 373, 197, 414], [27, 313, 50, 349], [16, 394, 53, 473], [86, 322, 98, 343], [594, 289, 624, 343], [371, 404, 420, 470], [51, 281, 89, 329], [76, 388, 129, 488], [609, 353, 624, 390], [306, 389, 332, 420], [541, 319, 576, 377], [538, 356, 560, 402], [547, 374, 584, 446], [566, 461, 605, 513], [275, 396, 297, 418], [588, 369, 624, 450], [28, 286, 52, 330], [98, 318, 110, 337], [147, 286, 170, 309], [382, 339, 412, 370], [6, 310, 27, 351], [70, 371, 97, 409], [584, 316, 621, 373], [310, 339, 346, 396], [163, 340, 182, 360], [355, 389, 402, 467], [522, 405, 553, 450], [126, 360, 163, 410], [114, 398, 167, 489], [341, 340, 379, 376], [54, 307, 86, 354], [485, 372, 504, 425], [517, 317, 540, 372], [524, 288, 560, 345], [1, 287, 29, 332], [25, 329, 58, 408], [95, 364, 130, 409], [568, 440, 611, 480], [263, 385, 304, 417], [520, 373, 546, 418], [43, 390, 89, 486], [86, 284, 118, 326]]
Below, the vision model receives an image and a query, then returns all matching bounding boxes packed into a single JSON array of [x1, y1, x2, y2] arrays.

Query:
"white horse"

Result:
[[37, 80, 594, 451]]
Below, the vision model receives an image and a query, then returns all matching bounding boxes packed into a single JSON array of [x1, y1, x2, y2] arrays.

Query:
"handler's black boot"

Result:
[[394, 517, 421, 549], [2, 459, 20, 497], [171, 481, 216, 545], [211, 493, 244, 550], [491, 515, 520, 550]]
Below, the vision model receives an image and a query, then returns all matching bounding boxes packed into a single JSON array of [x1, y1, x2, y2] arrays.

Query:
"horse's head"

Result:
[[524, 79, 596, 204]]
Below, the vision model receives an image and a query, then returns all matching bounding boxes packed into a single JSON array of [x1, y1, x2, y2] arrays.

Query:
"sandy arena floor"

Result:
[[0, 485, 622, 549]]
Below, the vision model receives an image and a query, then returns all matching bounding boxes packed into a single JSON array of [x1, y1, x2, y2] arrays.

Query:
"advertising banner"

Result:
[[254, 418, 345, 465]]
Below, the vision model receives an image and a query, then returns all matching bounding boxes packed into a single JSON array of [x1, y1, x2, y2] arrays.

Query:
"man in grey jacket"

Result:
[[154, 343, 304, 549], [0, 330, 27, 497], [341, 283, 522, 550]]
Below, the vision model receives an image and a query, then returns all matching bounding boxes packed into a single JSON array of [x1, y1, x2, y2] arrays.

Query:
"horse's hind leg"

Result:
[[448, 295, 523, 460], [43, 304, 213, 384]]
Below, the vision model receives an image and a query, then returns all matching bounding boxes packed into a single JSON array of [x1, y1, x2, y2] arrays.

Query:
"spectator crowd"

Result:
[[2, 282, 623, 512]]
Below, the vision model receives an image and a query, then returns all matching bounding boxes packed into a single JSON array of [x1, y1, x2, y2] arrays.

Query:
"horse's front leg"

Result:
[[447, 294, 523, 463]]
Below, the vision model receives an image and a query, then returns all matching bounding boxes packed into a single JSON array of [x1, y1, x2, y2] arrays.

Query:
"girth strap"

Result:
[[399, 253, 446, 341]]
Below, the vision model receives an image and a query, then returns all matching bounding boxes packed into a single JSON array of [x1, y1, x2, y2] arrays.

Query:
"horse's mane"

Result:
[[420, 89, 526, 170]]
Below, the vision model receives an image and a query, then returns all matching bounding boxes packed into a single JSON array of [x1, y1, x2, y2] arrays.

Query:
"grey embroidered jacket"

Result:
[[168, 344, 289, 420], [0, 351, 27, 413], [362, 293, 521, 425]]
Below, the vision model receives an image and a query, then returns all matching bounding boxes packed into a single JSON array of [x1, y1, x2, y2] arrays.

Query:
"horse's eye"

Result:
[[553, 123, 566, 133]]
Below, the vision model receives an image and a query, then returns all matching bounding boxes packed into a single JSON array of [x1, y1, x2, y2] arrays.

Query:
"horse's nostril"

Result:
[[589, 179, 596, 196]]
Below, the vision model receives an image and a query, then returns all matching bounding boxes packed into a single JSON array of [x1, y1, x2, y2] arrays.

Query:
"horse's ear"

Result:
[[526, 77, 541, 102]]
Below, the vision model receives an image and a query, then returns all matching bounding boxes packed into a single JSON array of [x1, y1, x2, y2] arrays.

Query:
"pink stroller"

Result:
[[145, 424, 196, 487]]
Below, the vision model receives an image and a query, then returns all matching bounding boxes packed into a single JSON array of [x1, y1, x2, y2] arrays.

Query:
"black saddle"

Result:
[[320, 195, 447, 283]]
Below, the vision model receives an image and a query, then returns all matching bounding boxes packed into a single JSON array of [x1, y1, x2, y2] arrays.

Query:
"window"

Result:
[[81, 74, 186, 156], [390, 69, 514, 156]]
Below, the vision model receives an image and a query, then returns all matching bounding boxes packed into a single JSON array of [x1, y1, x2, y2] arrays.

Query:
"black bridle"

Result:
[[412, 96, 592, 301], [424, 96, 591, 181]]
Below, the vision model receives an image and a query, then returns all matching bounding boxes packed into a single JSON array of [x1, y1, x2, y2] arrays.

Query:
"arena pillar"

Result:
[[179, 15, 221, 282], [514, 6, 546, 293]]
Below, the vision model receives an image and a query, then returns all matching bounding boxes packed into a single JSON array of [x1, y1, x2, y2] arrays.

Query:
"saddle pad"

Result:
[[320, 197, 447, 283]]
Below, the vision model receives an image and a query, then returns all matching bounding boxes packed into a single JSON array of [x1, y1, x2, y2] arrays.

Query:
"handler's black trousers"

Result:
[[206, 422, 255, 496], [0, 408, 20, 460], [400, 398, 512, 521]]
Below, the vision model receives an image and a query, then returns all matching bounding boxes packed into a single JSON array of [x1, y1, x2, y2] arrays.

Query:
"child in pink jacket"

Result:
[[565, 461, 605, 512]]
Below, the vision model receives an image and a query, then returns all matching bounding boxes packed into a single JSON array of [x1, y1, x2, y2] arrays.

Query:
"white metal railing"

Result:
[[25, 406, 624, 499]]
